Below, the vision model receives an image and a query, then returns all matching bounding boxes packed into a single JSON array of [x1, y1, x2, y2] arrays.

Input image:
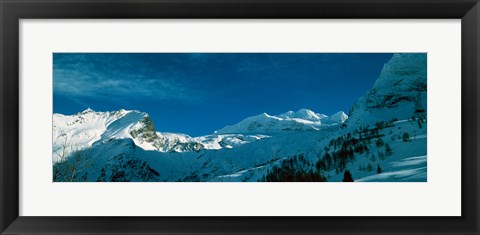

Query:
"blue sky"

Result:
[[53, 53, 393, 136]]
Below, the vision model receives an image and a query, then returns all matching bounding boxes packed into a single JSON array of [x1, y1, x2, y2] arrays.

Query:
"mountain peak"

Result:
[[216, 108, 347, 134], [259, 112, 270, 117], [296, 108, 315, 115], [278, 108, 323, 122], [80, 108, 95, 114], [329, 111, 348, 122], [347, 53, 427, 125]]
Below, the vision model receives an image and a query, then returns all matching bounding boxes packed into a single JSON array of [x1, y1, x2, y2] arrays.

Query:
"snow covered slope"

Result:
[[347, 53, 427, 125], [278, 108, 327, 121], [53, 109, 131, 162]]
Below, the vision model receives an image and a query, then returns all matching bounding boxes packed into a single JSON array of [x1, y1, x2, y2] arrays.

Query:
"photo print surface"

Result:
[[53, 53, 427, 182]]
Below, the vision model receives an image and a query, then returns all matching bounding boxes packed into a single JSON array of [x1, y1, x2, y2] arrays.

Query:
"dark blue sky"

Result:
[[53, 53, 393, 136]]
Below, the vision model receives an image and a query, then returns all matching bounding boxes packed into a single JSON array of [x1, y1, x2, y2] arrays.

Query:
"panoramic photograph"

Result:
[[52, 53, 427, 182]]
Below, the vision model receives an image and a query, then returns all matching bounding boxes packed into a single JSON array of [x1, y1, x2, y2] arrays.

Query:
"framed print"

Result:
[[1, 0, 479, 234]]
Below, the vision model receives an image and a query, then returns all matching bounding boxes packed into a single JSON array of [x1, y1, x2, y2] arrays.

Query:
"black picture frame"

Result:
[[1, 0, 479, 234]]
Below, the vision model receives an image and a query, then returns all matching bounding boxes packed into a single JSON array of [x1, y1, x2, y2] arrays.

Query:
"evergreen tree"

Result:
[[385, 143, 393, 156], [375, 138, 385, 147], [342, 170, 354, 182], [377, 164, 382, 174], [367, 163, 373, 172]]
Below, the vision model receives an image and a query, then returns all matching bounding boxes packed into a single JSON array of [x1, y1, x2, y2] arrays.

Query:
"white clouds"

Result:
[[53, 56, 203, 103]]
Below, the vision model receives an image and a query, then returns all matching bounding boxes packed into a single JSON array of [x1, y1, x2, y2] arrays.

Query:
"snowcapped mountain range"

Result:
[[216, 109, 347, 134], [53, 53, 427, 182], [53, 107, 347, 161]]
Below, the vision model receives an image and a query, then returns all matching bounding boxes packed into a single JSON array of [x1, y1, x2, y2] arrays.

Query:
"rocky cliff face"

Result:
[[347, 53, 427, 125]]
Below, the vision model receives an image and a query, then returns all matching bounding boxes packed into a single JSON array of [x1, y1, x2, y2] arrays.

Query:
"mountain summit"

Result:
[[278, 109, 327, 121], [53, 109, 202, 160], [215, 109, 347, 134], [347, 53, 427, 125]]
